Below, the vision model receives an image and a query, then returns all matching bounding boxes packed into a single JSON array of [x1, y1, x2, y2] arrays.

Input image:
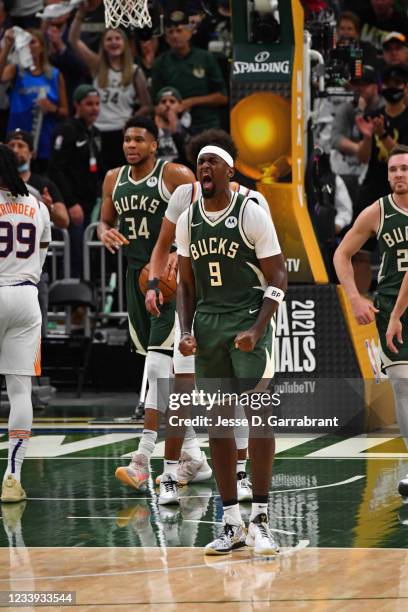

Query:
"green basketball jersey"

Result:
[[188, 192, 266, 313], [377, 194, 408, 298], [112, 160, 169, 269]]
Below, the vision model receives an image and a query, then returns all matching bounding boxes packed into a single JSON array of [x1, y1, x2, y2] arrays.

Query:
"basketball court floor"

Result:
[[0, 420, 408, 610]]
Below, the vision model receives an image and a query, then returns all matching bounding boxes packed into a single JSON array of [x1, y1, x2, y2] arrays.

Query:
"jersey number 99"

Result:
[[0, 221, 36, 258]]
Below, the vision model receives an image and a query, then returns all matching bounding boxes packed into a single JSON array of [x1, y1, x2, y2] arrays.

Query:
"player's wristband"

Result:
[[181, 331, 192, 337], [147, 278, 160, 290], [263, 286, 285, 304]]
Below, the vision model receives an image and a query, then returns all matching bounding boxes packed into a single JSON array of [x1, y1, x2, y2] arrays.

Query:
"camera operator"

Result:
[[353, 64, 408, 292], [337, 11, 379, 69], [331, 65, 383, 204]]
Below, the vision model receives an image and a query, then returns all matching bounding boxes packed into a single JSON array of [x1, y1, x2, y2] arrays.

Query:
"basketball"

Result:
[[138, 263, 177, 302]]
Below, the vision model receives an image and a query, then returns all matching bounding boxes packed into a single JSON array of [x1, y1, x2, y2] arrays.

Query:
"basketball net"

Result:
[[104, 0, 152, 29]]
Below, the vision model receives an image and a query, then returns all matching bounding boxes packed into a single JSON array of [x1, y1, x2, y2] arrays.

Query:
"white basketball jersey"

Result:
[[0, 188, 51, 286]]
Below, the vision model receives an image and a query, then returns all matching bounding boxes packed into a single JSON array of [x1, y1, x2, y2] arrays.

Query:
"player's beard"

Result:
[[202, 185, 215, 198]]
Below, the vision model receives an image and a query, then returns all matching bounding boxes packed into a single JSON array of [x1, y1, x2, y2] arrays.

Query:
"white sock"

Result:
[[181, 426, 201, 460], [250, 502, 268, 522], [5, 435, 30, 483], [223, 503, 242, 526], [137, 429, 157, 459], [237, 459, 247, 475], [163, 460, 178, 478]]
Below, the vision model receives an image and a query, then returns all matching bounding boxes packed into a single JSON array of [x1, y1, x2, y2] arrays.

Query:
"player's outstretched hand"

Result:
[[145, 288, 163, 317], [350, 295, 379, 325], [234, 328, 260, 352], [386, 315, 403, 354], [179, 333, 197, 356], [100, 228, 129, 254], [166, 251, 178, 281]]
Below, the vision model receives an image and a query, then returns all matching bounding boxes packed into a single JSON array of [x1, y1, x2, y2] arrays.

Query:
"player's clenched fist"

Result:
[[179, 333, 197, 356], [234, 329, 261, 352], [100, 228, 129, 254]]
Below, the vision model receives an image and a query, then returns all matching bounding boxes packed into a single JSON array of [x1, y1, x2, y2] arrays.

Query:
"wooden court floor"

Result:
[[0, 429, 408, 610]]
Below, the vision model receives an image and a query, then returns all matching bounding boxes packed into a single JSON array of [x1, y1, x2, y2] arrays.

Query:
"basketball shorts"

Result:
[[0, 285, 41, 375], [173, 312, 195, 375], [126, 268, 175, 356], [193, 309, 275, 393], [375, 293, 408, 370]]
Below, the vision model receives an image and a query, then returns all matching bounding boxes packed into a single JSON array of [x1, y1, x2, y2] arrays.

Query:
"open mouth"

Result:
[[202, 173, 213, 191]]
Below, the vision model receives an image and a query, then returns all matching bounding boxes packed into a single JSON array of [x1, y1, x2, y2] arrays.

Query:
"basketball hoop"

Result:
[[104, 0, 152, 29]]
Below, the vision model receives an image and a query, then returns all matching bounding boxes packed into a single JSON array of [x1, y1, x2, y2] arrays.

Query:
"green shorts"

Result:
[[193, 309, 275, 393], [375, 293, 408, 371], [126, 268, 175, 356]]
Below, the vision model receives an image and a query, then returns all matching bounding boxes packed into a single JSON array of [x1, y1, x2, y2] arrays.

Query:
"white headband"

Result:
[[197, 145, 234, 168]]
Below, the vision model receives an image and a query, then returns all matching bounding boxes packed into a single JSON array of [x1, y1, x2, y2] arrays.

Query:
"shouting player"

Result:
[[176, 143, 287, 555]]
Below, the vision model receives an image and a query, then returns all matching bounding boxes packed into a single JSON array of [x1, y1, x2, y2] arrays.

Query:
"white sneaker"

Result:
[[1, 475, 26, 503], [177, 450, 212, 485], [156, 451, 213, 485], [204, 520, 247, 555], [158, 473, 179, 506], [246, 513, 279, 556], [398, 475, 408, 498], [237, 472, 253, 502], [115, 453, 149, 491]]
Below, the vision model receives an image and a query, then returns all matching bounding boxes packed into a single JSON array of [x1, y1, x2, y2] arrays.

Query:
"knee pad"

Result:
[[145, 351, 173, 413], [5, 374, 33, 432], [234, 402, 249, 449]]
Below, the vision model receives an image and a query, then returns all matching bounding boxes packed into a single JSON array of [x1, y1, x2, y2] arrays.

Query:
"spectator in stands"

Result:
[[331, 65, 383, 204], [6, 128, 68, 229], [0, 28, 69, 172], [382, 31, 408, 67], [77, 0, 105, 53], [359, 0, 408, 51], [154, 86, 191, 164], [0, 1, 11, 140], [151, 9, 228, 132], [38, 3, 89, 112], [48, 84, 102, 278], [69, 4, 151, 173], [337, 11, 379, 68], [8, 0, 42, 29], [353, 63, 408, 292], [134, 28, 161, 93], [6, 127, 69, 336]]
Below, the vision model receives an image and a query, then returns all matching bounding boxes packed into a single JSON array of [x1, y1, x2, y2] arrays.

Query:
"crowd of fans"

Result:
[[1, 0, 408, 292]]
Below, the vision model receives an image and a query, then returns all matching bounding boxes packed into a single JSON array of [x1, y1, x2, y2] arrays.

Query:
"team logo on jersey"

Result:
[[147, 176, 158, 187], [193, 67, 205, 78], [225, 216, 237, 229]]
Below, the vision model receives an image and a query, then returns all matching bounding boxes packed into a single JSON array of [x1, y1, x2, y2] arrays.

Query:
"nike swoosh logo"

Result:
[[249, 307, 259, 314], [191, 222, 202, 227], [385, 213, 397, 218], [76, 140, 87, 147], [118, 180, 127, 186]]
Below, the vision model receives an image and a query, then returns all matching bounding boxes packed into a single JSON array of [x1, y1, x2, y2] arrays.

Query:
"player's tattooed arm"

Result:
[[98, 168, 129, 254], [234, 254, 287, 352], [163, 162, 196, 194], [177, 254, 197, 356], [334, 202, 380, 325]]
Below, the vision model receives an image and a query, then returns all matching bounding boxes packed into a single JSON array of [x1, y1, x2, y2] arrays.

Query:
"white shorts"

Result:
[[0, 285, 41, 375], [173, 312, 195, 375]]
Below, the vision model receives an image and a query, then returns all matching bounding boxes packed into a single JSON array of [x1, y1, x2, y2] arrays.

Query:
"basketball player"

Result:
[[334, 144, 408, 498], [147, 130, 272, 502], [0, 145, 51, 503], [98, 116, 202, 505], [176, 144, 287, 555]]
